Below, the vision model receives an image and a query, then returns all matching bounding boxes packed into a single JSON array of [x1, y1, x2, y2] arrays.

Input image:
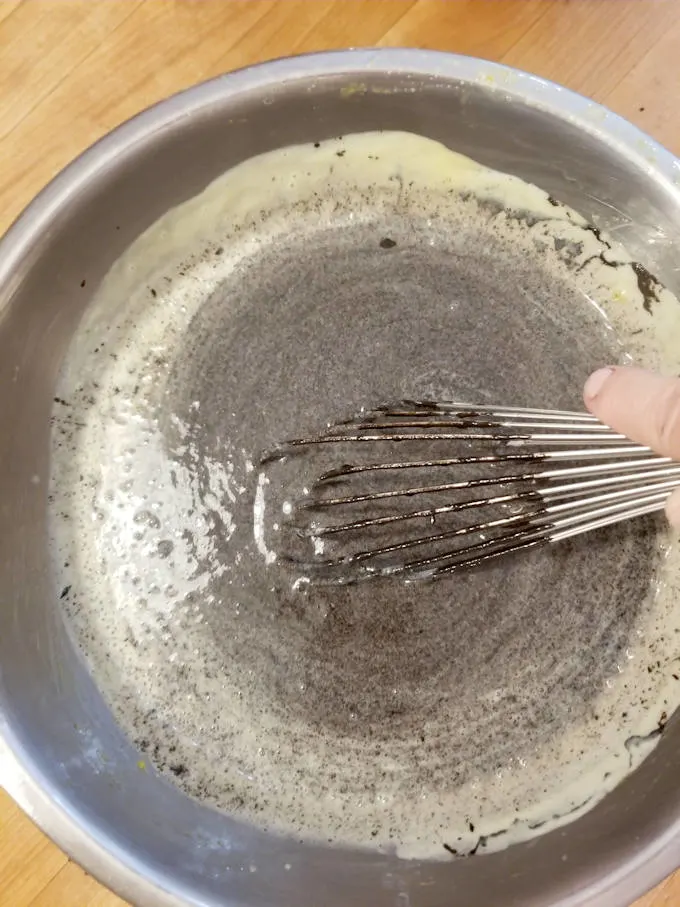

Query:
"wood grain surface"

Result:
[[1, 0, 680, 904]]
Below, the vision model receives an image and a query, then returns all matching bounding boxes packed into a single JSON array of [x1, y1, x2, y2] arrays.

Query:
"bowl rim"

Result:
[[2, 47, 680, 907]]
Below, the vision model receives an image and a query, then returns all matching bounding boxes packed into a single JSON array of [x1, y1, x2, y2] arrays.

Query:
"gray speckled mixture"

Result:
[[49, 133, 680, 858]]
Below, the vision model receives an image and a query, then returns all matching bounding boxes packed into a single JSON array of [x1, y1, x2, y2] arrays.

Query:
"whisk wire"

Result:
[[261, 401, 677, 582]]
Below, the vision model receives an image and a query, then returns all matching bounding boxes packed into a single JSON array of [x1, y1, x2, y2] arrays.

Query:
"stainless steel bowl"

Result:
[[2, 49, 680, 907]]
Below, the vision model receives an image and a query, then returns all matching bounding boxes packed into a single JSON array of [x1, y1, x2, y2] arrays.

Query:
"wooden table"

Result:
[[1, 0, 680, 904]]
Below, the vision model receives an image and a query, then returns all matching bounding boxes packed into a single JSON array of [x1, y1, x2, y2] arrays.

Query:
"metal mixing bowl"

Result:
[[2, 49, 680, 907]]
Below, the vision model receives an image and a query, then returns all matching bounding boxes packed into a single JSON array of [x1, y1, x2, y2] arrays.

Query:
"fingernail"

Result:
[[584, 367, 615, 401]]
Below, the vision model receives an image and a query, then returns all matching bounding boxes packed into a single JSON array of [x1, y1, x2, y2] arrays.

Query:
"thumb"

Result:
[[583, 365, 680, 528], [583, 366, 680, 458]]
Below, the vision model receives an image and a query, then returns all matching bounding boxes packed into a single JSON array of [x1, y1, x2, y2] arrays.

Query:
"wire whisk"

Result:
[[260, 401, 680, 583]]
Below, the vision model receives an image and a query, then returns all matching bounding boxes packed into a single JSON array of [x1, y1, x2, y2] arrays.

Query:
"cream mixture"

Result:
[[49, 132, 680, 859]]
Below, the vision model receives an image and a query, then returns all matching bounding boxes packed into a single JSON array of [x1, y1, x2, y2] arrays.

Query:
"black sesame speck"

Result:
[[380, 237, 397, 249], [632, 261, 661, 314]]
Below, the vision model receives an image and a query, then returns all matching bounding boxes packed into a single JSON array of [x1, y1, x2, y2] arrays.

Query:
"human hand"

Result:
[[584, 366, 680, 527]]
